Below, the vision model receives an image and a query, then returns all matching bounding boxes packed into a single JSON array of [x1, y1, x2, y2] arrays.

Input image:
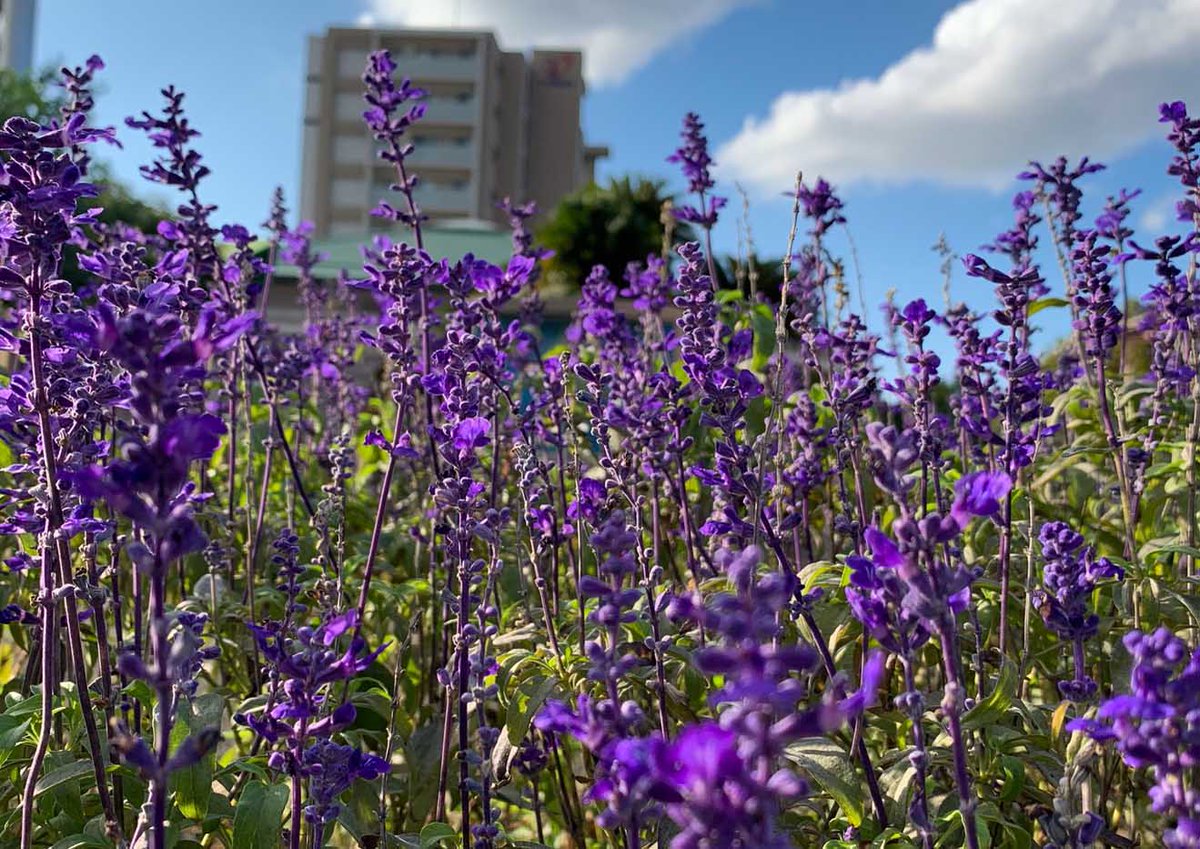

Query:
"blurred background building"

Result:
[[299, 26, 608, 237], [0, 0, 36, 72]]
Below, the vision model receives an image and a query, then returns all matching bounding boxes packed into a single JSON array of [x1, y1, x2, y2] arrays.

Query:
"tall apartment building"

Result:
[[0, 0, 36, 73], [300, 27, 608, 236]]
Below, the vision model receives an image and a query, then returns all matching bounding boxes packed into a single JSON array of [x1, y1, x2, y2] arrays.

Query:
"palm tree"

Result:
[[536, 176, 695, 288]]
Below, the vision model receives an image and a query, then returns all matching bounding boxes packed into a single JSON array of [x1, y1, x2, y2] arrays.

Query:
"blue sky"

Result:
[[34, 0, 1200, 354]]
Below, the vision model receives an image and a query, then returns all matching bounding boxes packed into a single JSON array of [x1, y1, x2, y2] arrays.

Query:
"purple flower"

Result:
[[1071, 629, 1200, 846], [535, 695, 667, 834], [796, 177, 846, 238], [1020, 156, 1105, 257], [361, 50, 428, 229], [665, 722, 744, 789], [567, 477, 607, 525], [1070, 230, 1122, 361], [668, 112, 726, 228], [674, 242, 761, 544], [1034, 522, 1123, 701], [949, 471, 1012, 529], [666, 545, 882, 844], [1159, 100, 1200, 221], [452, 416, 491, 452], [570, 265, 627, 343], [301, 740, 390, 824]]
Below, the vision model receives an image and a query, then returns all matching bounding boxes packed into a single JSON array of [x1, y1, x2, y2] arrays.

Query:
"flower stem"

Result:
[[938, 626, 980, 849]]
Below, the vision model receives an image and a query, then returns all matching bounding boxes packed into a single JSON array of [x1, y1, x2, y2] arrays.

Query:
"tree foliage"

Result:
[[536, 176, 694, 287], [1, 66, 166, 237], [0, 67, 63, 124]]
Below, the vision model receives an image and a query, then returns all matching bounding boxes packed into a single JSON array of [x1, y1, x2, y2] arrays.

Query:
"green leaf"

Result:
[[1000, 822, 1033, 849], [121, 679, 155, 708], [786, 738, 865, 827], [0, 713, 31, 767], [4, 691, 53, 718], [1141, 543, 1200, 562], [506, 676, 559, 746], [749, 303, 776, 371], [34, 760, 93, 796], [336, 779, 385, 847], [218, 756, 270, 782], [998, 756, 1025, 803], [232, 781, 289, 849], [405, 719, 443, 824], [1153, 581, 1200, 628], [937, 809, 991, 848], [963, 659, 1016, 731], [1028, 297, 1069, 316], [420, 822, 457, 848], [170, 693, 223, 821], [48, 837, 107, 849]]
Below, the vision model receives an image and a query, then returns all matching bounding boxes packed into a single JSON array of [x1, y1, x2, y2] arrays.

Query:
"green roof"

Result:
[[274, 225, 515, 279]]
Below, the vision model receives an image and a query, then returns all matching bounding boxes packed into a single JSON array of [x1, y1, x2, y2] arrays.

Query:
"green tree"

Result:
[[0, 66, 62, 123], [537, 176, 694, 287], [713, 254, 789, 302], [1, 66, 167, 235], [81, 162, 169, 233]]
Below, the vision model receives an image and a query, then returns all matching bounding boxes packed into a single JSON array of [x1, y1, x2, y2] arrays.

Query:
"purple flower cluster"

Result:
[[669, 544, 883, 848], [675, 241, 762, 543], [74, 302, 250, 848], [844, 470, 1011, 849], [544, 542, 882, 849], [797, 178, 846, 238], [363, 50, 427, 230], [668, 112, 726, 229], [1160, 101, 1200, 224], [1071, 629, 1200, 848], [1033, 522, 1124, 701], [887, 299, 945, 509], [239, 610, 388, 823], [1069, 231, 1122, 362], [7, 42, 1200, 849], [1020, 157, 1105, 261]]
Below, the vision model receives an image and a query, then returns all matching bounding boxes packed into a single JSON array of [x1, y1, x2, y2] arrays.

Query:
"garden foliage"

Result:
[[0, 51, 1198, 849]]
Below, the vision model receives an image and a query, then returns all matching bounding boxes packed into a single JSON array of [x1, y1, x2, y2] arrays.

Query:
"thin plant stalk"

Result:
[[24, 280, 118, 835], [19, 548, 57, 849]]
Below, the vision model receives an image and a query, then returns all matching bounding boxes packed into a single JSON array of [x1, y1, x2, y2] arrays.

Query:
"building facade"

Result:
[[300, 27, 607, 236], [0, 0, 36, 73]]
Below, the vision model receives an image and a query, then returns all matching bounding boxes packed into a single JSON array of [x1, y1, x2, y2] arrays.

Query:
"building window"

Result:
[[337, 50, 370, 78], [333, 135, 369, 165], [334, 92, 362, 123], [332, 178, 364, 207]]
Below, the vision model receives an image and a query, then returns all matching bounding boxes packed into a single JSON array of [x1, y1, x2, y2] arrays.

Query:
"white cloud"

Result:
[[1139, 194, 1175, 233], [357, 0, 754, 87], [718, 0, 1200, 193]]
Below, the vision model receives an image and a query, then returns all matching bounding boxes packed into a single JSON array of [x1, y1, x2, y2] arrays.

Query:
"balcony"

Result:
[[394, 53, 479, 83], [411, 181, 473, 213], [421, 98, 477, 125], [405, 142, 476, 169]]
